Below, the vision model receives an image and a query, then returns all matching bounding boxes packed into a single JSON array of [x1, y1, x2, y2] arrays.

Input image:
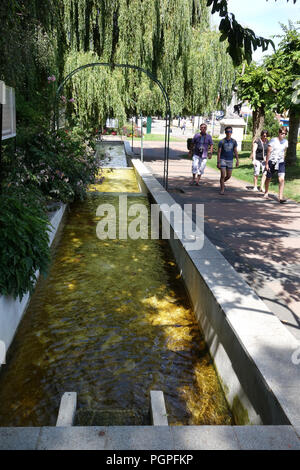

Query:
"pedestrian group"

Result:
[[189, 124, 289, 203]]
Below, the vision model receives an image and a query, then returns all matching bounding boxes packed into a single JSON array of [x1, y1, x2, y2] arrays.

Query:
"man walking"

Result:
[[217, 126, 239, 194], [189, 123, 213, 186], [264, 127, 288, 203]]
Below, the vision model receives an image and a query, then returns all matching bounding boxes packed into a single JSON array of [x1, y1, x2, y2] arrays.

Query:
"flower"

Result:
[[47, 75, 56, 83], [69, 98, 75, 103], [60, 95, 67, 103]]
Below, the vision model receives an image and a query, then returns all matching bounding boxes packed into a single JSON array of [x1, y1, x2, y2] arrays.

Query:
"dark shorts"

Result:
[[220, 158, 233, 170], [266, 161, 285, 179]]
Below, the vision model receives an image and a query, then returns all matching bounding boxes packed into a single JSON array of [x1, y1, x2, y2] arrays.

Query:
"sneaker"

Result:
[[252, 187, 259, 191], [279, 199, 287, 204]]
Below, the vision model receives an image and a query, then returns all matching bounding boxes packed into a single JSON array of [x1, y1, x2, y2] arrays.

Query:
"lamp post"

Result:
[[140, 113, 144, 163], [0, 81, 6, 189]]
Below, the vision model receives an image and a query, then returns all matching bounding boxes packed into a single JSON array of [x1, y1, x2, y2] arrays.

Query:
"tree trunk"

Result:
[[286, 107, 300, 166], [252, 107, 265, 140]]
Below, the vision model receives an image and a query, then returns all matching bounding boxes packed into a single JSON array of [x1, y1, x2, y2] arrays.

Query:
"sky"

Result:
[[211, 0, 300, 63]]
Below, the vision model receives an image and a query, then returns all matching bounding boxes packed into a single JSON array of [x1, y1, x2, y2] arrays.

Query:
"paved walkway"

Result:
[[132, 139, 300, 342]]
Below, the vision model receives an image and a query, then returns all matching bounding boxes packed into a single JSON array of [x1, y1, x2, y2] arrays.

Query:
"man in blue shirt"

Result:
[[217, 126, 239, 194]]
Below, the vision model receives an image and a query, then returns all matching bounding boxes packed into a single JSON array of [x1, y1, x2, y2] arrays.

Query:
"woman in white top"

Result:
[[264, 127, 289, 203], [251, 130, 269, 191]]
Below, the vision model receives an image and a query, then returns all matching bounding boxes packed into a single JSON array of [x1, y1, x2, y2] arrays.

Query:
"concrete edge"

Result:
[[0, 425, 299, 450]]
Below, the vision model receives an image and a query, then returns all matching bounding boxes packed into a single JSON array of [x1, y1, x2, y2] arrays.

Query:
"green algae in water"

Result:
[[0, 190, 233, 426]]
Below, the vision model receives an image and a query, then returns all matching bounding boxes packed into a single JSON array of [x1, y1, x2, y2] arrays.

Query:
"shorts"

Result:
[[253, 160, 266, 176], [192, 155, 207, 175], [266, 161, 285, 179], [220, 158, 233, 170]]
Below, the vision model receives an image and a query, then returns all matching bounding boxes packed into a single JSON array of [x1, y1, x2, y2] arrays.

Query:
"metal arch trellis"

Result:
[[53, 62, 171, 190]]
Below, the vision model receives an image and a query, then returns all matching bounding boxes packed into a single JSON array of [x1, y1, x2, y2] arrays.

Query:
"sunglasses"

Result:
[[225, 130, 232, 133], [280, 132, 287, 135]]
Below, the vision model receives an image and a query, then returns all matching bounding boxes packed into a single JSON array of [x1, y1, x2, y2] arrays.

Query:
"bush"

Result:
[[121, 124, 141, 137], [211, 138, 252, 152], [241, 140, 252, 152], [4, 129, 101, 203], [0, 194, 51, 300]]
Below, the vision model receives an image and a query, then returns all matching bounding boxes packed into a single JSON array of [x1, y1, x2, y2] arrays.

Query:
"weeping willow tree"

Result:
[[0, 1, 235, 129], [60, 0, 235, 128], [186, 29, 235, 115]]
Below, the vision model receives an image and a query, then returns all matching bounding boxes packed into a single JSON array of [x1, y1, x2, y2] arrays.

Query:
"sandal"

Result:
[[189, 181, 196, 186]]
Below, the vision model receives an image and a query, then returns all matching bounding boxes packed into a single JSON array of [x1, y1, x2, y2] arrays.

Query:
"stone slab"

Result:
[[150, 391, 168, 426], [105, 426, 174, 450], [56, 392, 77, 426], [37, 426, 107, 450], [233, 425, 300, 450], [0, 427, 41, 450], [171, 426, 240, 450], [0, 426, 299, 450]]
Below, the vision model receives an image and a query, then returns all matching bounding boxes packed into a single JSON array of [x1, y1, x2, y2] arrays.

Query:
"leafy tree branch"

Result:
[[207, 0, 298, 65]]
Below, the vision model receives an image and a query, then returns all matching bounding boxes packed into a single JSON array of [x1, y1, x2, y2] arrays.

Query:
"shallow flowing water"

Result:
[[0, 167, 233, 426], [96, 142, 128, 168]]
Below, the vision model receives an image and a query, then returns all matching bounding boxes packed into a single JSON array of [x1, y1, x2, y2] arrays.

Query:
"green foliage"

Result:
[[186, 30, 235, 114], [241, 140, 253, 152], [264, 21, 300, 114], [0, 194, 51, 300], [264, 21, 300, 163], [61, 1, 233, 124], [264, 111, 281, 137], [207, 0, 297, 66], [236, 64, 280, 111], [4, 129, 100, 203], [1, 1, 236, 129], [0, 0, 63, 127], [245, 111, 280, 139]]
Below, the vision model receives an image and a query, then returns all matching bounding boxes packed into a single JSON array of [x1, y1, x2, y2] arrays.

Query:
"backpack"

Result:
[[187, 138, 193, 151]]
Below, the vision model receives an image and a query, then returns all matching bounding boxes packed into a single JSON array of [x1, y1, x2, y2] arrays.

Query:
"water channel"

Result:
[[0, 142, 233, 426]]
